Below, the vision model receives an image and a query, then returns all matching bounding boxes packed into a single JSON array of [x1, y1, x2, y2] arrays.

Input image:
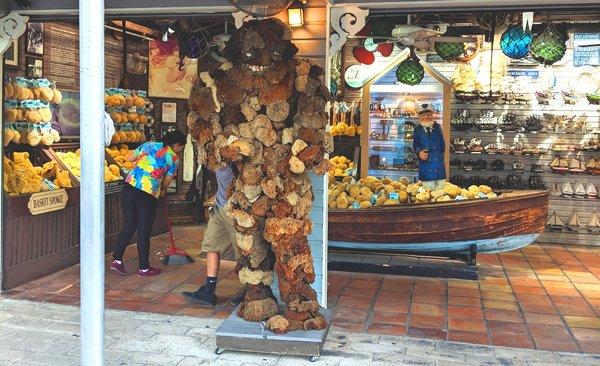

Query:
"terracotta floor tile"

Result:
[[514, 293, 554, 306], [47, 295, 79, 306], [518, 302, 558, 314], [410, 315, 445, 328], [448, 296, 482, 307], [333, 306, 369, 323], [528, 324, 572, 341], [407, 326, 447, 340], [509, 278, 542, 288], [578, 340, 600, 354], [367, 323, 406, 336], [347, 279, 381, 291], [552, 296, 596, 317], [447, 279, 479, 289], [511, 286, 547, 295], [448, 318, 486, 332], [447, 287, 480, 298], [447, 306, 484, 319], [448, 330, 489, 345], [411, 303, 445, 317], [411, 293, 446, 305], [176, 306, 216, 317], [139, 303, 182, 315], [110, 299, 147, 311], [413, 285, 446, 296], [377, 289, 412, 301], [331, 321, 365, 333], [374, 299, 410, 313], [487, 320, 528, 336], [570, 327, 600, 341], [579, 290, 600, 299], [490, 333, 534, 349], [336, 295, 373, 309], [534, 338, 580, 352], [480, 283, 514, 293], [544, 287, 582, 297], [372, 310, 408, 325], [523, 312, 564, 326], [481, 290, 516, 301], [564, 316, 600, 329], [484, 309, 524, 323], [126, 290, 165, 302], [483, 300, 519, 311]]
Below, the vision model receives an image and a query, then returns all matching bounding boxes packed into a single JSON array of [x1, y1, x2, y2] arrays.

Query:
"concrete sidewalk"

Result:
[[1, 299, 599, 366]]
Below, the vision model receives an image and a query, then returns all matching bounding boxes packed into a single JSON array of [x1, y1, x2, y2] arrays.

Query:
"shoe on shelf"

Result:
[[110, 260, 127, 276], [183, 286, 216, 307], [137, 267, 162, 277]]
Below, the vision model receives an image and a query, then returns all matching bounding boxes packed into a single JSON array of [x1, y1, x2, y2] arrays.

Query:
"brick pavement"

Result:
[[2, 226, 600, 354], [1, 299, 599, 366]]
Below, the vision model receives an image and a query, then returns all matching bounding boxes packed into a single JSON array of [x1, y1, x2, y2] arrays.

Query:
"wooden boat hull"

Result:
[[328, 190, 549, 254]]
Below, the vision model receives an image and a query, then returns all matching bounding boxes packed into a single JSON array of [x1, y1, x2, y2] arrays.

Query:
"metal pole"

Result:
[[79, 0, 106, 364]]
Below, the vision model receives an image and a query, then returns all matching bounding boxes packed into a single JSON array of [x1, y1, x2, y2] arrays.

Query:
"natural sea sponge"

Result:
[[229, 209, 256, 228], [291, 139, 308, 156], [261, 179, 278, 199], [238, 267, 274, 286], [251, 196, 270, 217], [266, 315, 289, 334], [27, 130, 42, 146], [304, 315, 327, 330], [266, 100, 290, 123], [238, 298, 278, 322], [289, 156, 305, 174]]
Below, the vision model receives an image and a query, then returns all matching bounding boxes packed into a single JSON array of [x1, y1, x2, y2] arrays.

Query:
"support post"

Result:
[[79, 0, 106, 364]]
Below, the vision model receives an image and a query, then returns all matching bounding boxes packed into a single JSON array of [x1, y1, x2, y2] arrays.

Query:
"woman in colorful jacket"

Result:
[[110, 130, 185, 277]]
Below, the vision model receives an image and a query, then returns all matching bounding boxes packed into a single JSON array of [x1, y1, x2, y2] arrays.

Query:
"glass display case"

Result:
[[367, 84, 444, 180]]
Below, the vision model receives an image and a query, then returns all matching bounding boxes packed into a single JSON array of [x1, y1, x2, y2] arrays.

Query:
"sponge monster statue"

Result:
[[187, 18, 332, 334]]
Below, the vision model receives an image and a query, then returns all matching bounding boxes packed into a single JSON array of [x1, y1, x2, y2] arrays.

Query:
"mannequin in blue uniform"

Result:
[[413, 109, 446, 190]]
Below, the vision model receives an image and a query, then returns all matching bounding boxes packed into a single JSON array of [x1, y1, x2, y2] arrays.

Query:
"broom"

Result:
[[162, 197, 195, 265]]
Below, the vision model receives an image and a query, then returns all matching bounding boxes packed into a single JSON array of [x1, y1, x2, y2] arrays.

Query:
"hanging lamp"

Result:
[[396, 47, 424, 86], [530, 22, 566, 65], [500, 23, 532, 59]]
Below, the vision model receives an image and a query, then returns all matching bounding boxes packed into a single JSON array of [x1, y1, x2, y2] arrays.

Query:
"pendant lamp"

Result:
[[396, 48, 424, 86], [500, 24, 532, 59], [530, 22, 566, 66]]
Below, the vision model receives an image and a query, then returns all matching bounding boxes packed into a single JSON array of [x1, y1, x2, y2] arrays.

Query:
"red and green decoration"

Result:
[[352, 18, 395, 65], [530, 22, 566, 66], [396, 48, 424, 86], [434, 29, 465, 61], [500, 24, 533, 60]]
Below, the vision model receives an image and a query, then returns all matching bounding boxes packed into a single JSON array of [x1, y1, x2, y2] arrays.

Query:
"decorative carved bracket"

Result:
[[329, 6, 369, 60], [0, 12, 28, 54]]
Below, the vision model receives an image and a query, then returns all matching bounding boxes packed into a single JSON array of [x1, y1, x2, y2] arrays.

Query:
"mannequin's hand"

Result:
[[419, 151, 429, 160]]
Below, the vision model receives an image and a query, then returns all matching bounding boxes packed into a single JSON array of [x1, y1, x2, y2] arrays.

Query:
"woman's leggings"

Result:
[[112, 184, 159, 269]]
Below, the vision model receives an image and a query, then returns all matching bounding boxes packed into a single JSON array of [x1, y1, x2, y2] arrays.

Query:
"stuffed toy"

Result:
[[187, 18, 332, 333]]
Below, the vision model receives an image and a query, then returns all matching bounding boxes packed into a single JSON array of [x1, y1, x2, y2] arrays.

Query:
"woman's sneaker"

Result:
[[109, 260, 127, 276], [137, 267, 162, 277]]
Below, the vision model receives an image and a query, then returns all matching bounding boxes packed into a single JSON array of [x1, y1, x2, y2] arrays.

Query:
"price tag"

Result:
[[389, 192, 399, 200]]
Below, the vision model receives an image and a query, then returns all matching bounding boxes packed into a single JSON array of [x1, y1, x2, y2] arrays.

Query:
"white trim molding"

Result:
[[0, 12, 28, 54], [329, 5, 368, 61]]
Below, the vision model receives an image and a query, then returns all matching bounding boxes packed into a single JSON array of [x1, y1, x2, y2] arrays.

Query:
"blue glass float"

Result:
[[500, 25, 532, 59]]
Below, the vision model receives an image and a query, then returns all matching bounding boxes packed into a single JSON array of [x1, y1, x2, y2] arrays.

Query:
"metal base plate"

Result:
[[215, 305, 333, 357]]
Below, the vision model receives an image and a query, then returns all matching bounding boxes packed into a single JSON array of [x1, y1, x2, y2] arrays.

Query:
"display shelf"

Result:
[[538, 231, 600, 246]]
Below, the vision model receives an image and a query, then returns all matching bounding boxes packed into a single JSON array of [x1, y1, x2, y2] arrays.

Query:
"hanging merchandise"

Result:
[[370, 17, 395, 39], [530, 22, 566, 65], [434, 29, 465, 61], [352, 21, 394, 65], [396, 48, 424, 86], [501, 24, 532, 59], [473, 12, 510, 42]]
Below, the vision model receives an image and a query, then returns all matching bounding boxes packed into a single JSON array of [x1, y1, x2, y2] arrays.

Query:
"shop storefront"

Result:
[[326, 1, 600, 257]]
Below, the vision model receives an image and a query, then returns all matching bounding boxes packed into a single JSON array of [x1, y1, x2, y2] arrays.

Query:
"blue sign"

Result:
[[507, 69, 539, 79], [573, 33, 600, 66]]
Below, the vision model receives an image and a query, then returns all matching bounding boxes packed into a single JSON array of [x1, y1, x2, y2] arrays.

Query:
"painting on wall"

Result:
[[52, 91, 80, 138], [148, 38, 198, 99], [4, 38, 19, 68], [26, 22, 44, 56], [161, 101, 177, 124], [26, 57, 43, 78]]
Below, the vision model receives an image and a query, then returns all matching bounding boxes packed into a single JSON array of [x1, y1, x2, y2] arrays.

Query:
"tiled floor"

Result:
[[2, 226, 600, 354]]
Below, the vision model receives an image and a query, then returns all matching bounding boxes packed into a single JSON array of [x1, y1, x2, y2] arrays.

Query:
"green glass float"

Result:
[[396, 50, 424, 86], [370, 17, 394, 38], [530, 23, 566, 65], [434, 30, 465, 61]]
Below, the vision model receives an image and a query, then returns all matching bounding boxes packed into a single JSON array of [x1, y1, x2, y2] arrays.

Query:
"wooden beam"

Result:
[[110, 20, 160, 38]]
